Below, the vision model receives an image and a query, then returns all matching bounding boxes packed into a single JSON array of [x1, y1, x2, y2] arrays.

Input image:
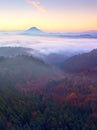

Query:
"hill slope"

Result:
[[0, 55, 64, 93], [63, 49, 97, 73]]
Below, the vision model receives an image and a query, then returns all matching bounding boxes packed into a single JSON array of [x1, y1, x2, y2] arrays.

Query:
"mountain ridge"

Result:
[[63, 49, 97, 73]]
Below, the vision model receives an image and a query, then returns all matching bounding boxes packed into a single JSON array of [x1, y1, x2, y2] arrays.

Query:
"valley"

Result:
[[0, 47, 97, 129]]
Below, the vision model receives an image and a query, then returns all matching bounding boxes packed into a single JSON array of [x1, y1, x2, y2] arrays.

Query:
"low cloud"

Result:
[[26, 0, 46, 12]]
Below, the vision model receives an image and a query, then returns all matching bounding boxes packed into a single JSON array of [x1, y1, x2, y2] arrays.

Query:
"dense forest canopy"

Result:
[[0, 47, 97, 129]]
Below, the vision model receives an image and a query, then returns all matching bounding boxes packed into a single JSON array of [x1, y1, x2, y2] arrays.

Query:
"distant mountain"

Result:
[[59, 33, 97, 39], [48, 31, 97, 38], [27, 27, 43, 33], [22, 27, 45, 36], [0, 28, 97, 38], [63, 49, 97, 73]]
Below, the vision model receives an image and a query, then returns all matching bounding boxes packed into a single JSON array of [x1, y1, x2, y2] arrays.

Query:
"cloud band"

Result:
[[26, 0, 46, 12]]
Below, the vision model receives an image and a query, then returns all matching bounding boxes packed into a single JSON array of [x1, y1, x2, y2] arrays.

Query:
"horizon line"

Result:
[[0, 26, 97, 33]]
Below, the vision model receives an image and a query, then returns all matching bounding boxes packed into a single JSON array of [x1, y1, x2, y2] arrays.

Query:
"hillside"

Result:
[[63, 49, 97, 73], [0, 47, 32, 57], [0, 48, 97, 129], [0, 55, 64, 93]]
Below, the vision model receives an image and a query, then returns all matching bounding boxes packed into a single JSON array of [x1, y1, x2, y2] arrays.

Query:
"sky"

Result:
[[0, 0, 97, 32]]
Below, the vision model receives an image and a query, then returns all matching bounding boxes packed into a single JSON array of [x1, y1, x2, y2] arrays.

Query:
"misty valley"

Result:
[[0, 0, 97, 128], [0, 36, 97, 130]]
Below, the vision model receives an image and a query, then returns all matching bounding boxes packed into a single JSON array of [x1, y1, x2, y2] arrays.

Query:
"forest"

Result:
[[0, 47, 97, 130]]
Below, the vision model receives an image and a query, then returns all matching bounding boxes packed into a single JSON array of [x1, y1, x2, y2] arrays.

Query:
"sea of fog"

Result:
[[0, 35, 97, 55]]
